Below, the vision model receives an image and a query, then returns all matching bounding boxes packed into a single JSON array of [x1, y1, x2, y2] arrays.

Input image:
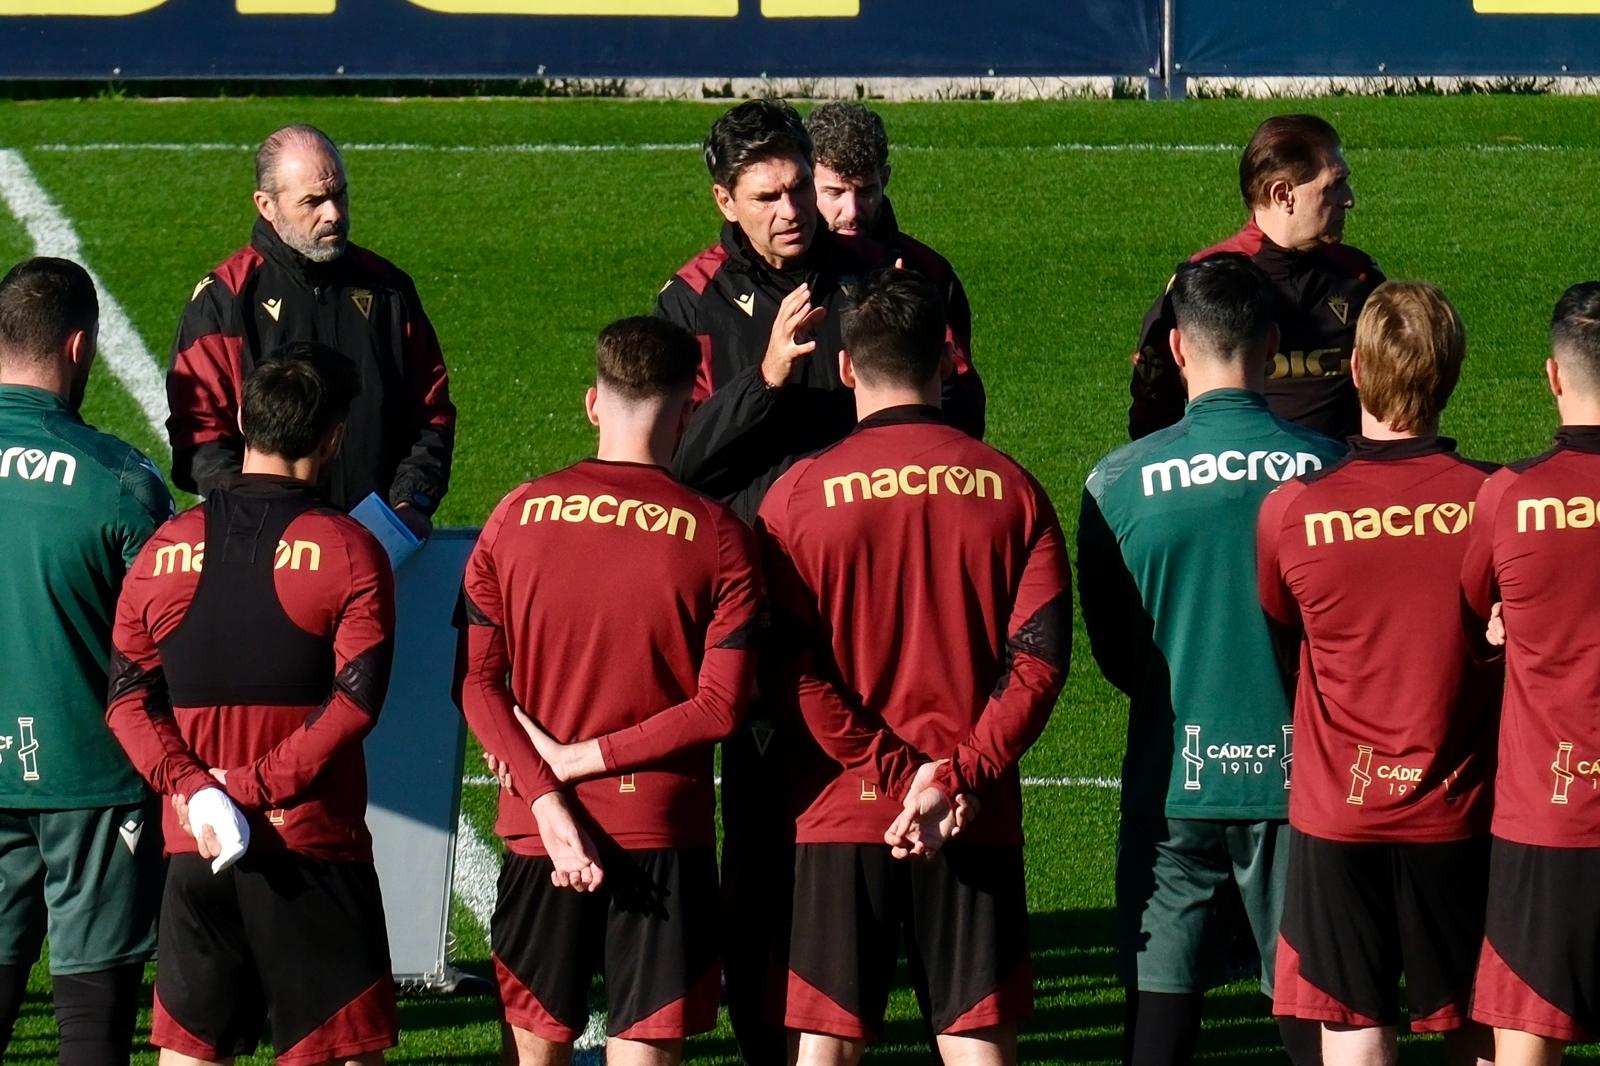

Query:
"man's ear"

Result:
[[838, 348, 857, 389], [1350, 348, 1363, 391], [64, 328, 93, 370], [712, 183, 739, 225], [584, 385, 601, 428], [939, 340, 955, 383], [322, 422, 346, 461], [675, 393, 695, 437], [253, 189, 277, 223], [1169, 327, 1188, 371], [1270, 178, 1295, 214], [1548, 356, 1564, 399]]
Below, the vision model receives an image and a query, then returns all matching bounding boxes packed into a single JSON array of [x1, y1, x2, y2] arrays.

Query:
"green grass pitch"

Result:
[[0, 93, 1595, 1063]]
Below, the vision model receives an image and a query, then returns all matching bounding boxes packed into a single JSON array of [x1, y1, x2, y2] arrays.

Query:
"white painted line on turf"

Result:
[[0, 149, 169, 446], [452, 811, 500, 937], [463, 773, 1121, 789]]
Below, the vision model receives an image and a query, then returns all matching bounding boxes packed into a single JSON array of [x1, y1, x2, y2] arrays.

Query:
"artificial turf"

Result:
[[0, 93, 1594, 1063]]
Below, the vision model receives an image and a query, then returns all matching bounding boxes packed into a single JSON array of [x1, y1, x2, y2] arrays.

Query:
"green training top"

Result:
[[0, 384, 172, 809], [1077, 389, 1346, 820]]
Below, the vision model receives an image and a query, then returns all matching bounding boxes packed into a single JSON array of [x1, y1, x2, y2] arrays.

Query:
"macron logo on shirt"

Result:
[[0, 446, 75, 487], [1139, 450, 1323, 497]]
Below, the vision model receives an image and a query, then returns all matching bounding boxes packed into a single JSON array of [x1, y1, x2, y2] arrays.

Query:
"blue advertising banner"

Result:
[[1175, 0, 1600, 77], [0, 0, 1160, 79]]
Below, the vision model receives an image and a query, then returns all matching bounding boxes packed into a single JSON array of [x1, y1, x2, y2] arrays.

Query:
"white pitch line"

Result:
[[451, 811, 501, 939], [0, 150, 168, 446]]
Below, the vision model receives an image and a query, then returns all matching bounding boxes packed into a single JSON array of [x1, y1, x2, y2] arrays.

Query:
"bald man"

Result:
[[167, 124, 454, 536]]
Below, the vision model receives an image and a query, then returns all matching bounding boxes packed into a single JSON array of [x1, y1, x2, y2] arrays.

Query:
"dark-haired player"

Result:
[[109, 342, 398, 1066], [0, 257, 172, 1064], [1462, 282, 1600, 1066], [758, 268, 1069, 1066], [1257, 281, 1497, 1066], [804, 100, 983, 434], [655, 97, 981, 1065], [1130, 114, 1384, 441], [456, 316, 759, 1066], [1079, 255, 1344, 1066]]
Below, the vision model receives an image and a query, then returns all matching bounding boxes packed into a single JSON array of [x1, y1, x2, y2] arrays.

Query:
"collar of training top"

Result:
[[1345, 434, 1456, 461], [870, 197, 902, 244], [0, 382, 74, 414], [1555, 426, 1600, 453], [1185, 387, 1270, 414], [250, 216, 347, 288], [216, 471, 325, 499], [852, 404, 947, 432]]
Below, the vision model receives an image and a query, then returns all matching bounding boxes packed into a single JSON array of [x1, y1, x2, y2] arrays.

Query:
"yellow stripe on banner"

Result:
[[237, 0, 336, 11], [0, 0, 165, 13], [761, 0, 860, 15], [406, 0, 736, 14], [1475, 0, 1600, 11]]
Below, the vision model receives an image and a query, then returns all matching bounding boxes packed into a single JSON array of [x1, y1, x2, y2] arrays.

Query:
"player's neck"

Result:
[[241, 450, 321, 484], [1252, 210, 1313, 253], [1183, 367, 1261, 401], [854, 382, 939, 422], [1360, 409, 1433, 441], [0, 361, 69, 400], [1556, 396, 1600, 427], [595, 424, 675, 468]]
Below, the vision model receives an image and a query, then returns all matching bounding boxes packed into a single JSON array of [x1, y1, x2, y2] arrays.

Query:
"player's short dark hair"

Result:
[[595, 317, 699, 401], [242, 341, 360, 460], [1550, 282, 1600, 386], [0, 257, 97, 369], [842, 268, 946, 387], [256, 124, 341, 196], [805, 102, 889, 180], [1169, 254, 1277, 364], [1239, 114, 1342, 209], [704, 99, 812, 190]]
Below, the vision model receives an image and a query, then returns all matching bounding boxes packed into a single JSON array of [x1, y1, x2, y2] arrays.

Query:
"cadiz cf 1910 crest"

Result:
[[1326, 295, 1350, 325]]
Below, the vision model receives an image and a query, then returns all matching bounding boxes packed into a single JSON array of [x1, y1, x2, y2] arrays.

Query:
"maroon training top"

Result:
[[108, 475, 395, 862], [457, 459, 760, 856], [1257, 436, 1499, 843], [1462, 427, 1600, 848], [756, 406, 1071, 847]]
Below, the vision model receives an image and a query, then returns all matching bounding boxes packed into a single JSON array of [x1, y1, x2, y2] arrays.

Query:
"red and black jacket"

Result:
[[167, 218, 455, 513], [1130, 220, 1384, 441], [657, 222, 984, 523], [107, 475, 395, 862]]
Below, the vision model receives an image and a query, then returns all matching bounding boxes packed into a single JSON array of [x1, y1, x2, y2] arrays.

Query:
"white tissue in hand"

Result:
[[187, 787, 250, 873]]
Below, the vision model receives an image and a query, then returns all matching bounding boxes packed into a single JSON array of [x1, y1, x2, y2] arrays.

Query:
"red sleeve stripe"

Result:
[[212, 245, 264, 296], [675, 244, 730, 297]]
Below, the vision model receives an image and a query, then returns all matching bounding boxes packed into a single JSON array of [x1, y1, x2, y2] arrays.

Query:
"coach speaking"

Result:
[[166, 124, 455, 536]]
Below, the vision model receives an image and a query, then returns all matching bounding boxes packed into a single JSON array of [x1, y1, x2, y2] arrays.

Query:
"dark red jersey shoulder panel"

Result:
[[674, 244, 731, 296], [211, 245, 264, 296]]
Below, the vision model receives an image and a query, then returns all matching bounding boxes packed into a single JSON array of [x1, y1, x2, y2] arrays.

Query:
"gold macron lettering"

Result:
[[822, 464, 1003, 508], [519, 494, 697, 541]]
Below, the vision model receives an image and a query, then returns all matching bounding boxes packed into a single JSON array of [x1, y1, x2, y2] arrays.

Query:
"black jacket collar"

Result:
[[1346, 434, 1456, 461], [1556, 426, 1600, 453], [854, 404, 946, 432], [251, 217, 347, 290]]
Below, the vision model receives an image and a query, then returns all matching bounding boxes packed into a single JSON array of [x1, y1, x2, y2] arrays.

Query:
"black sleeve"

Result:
[[1129, 282, 1185, 441], [671, 363, 783, 498], [1075, 486, 1150, 695], [942, 367, 986, 441], [386, 280, 455, 512]]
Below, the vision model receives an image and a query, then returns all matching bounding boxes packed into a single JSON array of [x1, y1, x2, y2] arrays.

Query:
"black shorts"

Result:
[[492, 848, 719, 1042], [1274, 830, 1488, 1032], [786, 843, 1032, 1040], [153, 853, 397, 1066], [1473, 838, 1600, 1041]]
